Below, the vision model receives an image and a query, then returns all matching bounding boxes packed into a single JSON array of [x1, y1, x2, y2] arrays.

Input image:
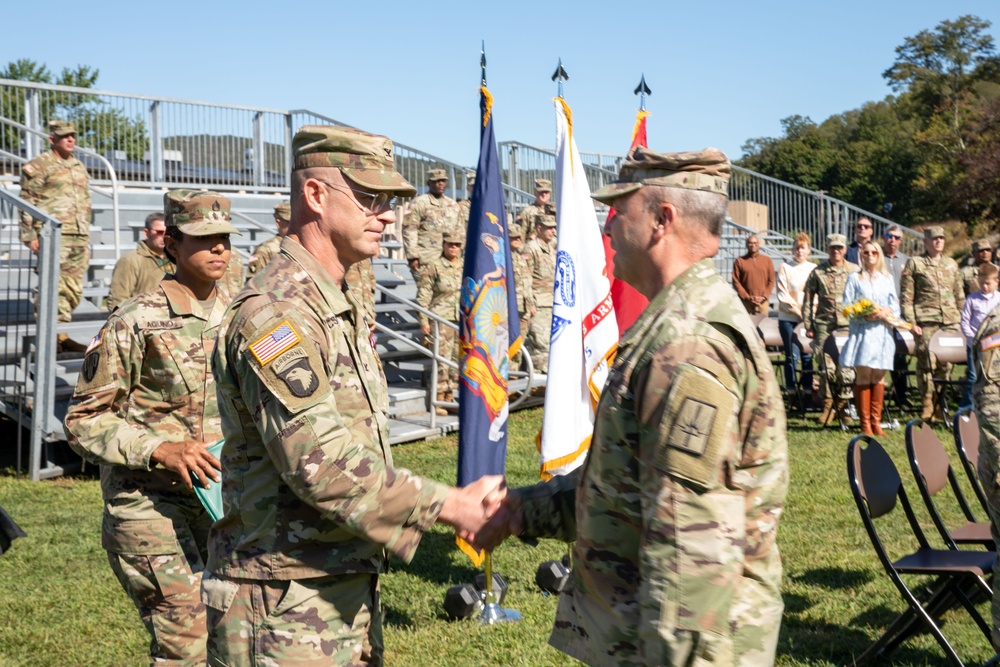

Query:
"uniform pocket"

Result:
[[200, 571, 238, 614], [102, 516, 182, 555], [673, 492, 744, 637]]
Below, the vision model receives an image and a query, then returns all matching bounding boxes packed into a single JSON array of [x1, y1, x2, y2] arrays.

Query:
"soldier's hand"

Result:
[[28, 239, 39, 254], [805, 329, 814, 338], [420, 323, 431, 336], [438, 475, 506, 544], [150, 440, 222, 490], [473, 494, 524, 552], [912, 324, 922, 336], [408, 258, 420, 272]]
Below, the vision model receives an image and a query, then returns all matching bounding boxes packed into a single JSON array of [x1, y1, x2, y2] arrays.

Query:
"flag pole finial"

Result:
[[633, 74, 652, 111], [551, 58, 569, 99], [480, 41, 487, 87]]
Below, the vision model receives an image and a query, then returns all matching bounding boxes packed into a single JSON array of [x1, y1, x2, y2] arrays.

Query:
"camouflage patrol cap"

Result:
[[973, 239, 993, 251], [826, 233, 847, 248], [292, 125, 416, 196], [427, 168, 448, 183], [537, 214, 557, 228], [442, 230, 464, 245], [508, 225, 523, 239], [534, 178, 552, 192], [924, 225, 945, 239], [273, 201, 291, 222], [163, 189, 241, 236], [466, 173, 476, 187], [48, 120, 76, 137], [591, 146, 731, 204]]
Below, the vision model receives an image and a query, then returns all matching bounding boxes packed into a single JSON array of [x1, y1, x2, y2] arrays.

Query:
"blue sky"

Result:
[[4, 1, 999, 167]]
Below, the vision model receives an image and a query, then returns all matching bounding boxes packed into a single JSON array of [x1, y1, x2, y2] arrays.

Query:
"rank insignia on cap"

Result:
[[250, 321, 301, 365], [982, 332, 1000, 351]]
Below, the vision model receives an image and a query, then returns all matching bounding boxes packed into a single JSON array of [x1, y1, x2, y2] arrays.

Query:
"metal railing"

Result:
[[0, 79, 474, 200], [0, 188, 62, 480], [373, 284, 536, 427], [499, 141, 619, 197], [1, 116, 123, 259]]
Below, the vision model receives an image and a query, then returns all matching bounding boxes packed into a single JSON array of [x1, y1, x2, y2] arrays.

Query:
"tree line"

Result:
[[738, 15, 1000, 231]]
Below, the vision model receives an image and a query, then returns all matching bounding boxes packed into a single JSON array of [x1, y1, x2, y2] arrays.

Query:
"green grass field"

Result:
[[0, 408, 997, 666]]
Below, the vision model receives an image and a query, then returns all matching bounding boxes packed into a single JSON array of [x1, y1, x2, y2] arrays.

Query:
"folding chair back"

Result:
[[756, 316, 782, 348], [905, 419, 992, 549], [847, 436, 995, 665], [896, 328, 916, 356], [954, 409, 990, 516], [929, 329, 968, 365]]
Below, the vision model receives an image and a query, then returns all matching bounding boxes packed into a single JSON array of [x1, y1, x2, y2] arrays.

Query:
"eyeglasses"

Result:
[[315, 179, 396, 213], [862, 251, 879, 256], [856, 224, 872, 230], [885, 234, 902, 240]]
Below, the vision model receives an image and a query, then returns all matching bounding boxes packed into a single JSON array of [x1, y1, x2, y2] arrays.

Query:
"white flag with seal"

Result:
[[539, 98, 618, 479]]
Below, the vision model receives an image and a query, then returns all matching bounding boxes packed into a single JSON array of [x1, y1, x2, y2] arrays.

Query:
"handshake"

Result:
[[438, 476, 524, 552]]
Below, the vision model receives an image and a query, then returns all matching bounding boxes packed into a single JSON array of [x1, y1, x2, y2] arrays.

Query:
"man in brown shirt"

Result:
[[732, 235, 775, 314]]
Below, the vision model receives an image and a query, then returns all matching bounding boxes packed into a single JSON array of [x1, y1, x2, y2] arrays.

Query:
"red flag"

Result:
[[603, 109, 650, 334]]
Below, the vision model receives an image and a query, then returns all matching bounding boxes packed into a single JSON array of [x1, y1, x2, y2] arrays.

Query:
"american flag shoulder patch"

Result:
[[249, 321, 301, 365], [981, 332, 1000, 352], [86, 328, 105, 353]]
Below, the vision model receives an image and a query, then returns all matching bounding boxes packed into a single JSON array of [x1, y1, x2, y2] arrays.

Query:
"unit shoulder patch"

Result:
[[249, 320, 301, 365], [244, 315, 329, 414]]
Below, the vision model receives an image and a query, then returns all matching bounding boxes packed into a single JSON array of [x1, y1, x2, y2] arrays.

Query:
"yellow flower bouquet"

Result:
[[842, 298, 913, 330]]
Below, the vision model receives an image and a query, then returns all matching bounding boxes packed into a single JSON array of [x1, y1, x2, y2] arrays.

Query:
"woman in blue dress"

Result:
[[840, 240, 900, 436]]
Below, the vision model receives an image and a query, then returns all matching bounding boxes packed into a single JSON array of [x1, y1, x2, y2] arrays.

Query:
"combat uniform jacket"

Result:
[[457, 198, 471, 223], [64, 276, 228, 553], [416, 255, 462, 327], [960, 263, 997, 298], [900, 255, 963, 326], [219, 248, 245, 298], [345, 257, 377, 327], [106, 241, 174, 311], [511, 248, 535, 320], [19, 148, 91, 241], [402, 194, 462, 267], [517, 202, 556, 240], [207, 237, 450, 580], [525, 237, 557, 308], [515, 259, 788, 666], [802, 260, 860, 331], [247, 235, 281, 277]]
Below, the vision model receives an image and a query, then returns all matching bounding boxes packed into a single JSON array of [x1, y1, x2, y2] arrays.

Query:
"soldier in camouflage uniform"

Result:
[[457, 173, 475, 222], [417, 231, 463, 415], [516, 177, 555, 241], [64, 189, 239, 664], [401, 168, 462, 281], [973, 302, 1000, 649], [900, 226, 964, 420], [247, 200, 290, 277], [19, 120, 91, 352], [107, 212, 173, 311], [961, 239, 995, 296], [803, 233, 860, 425], [525, 214, 557, 373], [203, 126, 503, 667], [477, 147, 788, 666], [509, 225, 535, 369]]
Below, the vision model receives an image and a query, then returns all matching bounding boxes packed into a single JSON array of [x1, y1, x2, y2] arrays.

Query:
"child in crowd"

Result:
[[960, 262, 1000, 411]]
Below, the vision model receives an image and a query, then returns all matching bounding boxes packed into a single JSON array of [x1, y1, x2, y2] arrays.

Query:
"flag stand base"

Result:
[[478, 599, 522, 625]]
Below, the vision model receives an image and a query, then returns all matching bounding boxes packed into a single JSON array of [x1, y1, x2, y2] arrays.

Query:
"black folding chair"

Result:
[[847, 436, 995, 665], [955, 409, 992, 518], [905, 419, 993, 550], [928, 328, 969, 424]]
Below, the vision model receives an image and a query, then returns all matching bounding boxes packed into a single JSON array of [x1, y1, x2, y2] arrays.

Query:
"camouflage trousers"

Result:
[[107, 547, 208, 665], [528, 306, 551, 374], [56, 234, 90, 323], [203, 572, 383, 666], [424, 324, 459, 395], [914, 324, 953, 408], [812, 324, 854, 402], [511, 314, 531, 370]]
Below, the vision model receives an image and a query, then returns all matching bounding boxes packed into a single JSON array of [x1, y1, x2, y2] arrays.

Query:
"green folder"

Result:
[[193, 439, 225, 522]]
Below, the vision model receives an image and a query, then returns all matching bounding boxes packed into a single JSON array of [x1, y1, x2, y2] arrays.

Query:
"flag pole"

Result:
[[551, 58, 568, 99], [634, 73, 652, 111]]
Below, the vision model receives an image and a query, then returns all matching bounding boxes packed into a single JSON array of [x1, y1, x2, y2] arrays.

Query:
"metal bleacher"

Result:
[[0, 77, 921, 479]]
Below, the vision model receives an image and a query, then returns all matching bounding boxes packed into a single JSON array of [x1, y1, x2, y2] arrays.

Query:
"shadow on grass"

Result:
[[778, 613, 978, 666], [390, 530, 480, 586], [793, 566, 874, 590]]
